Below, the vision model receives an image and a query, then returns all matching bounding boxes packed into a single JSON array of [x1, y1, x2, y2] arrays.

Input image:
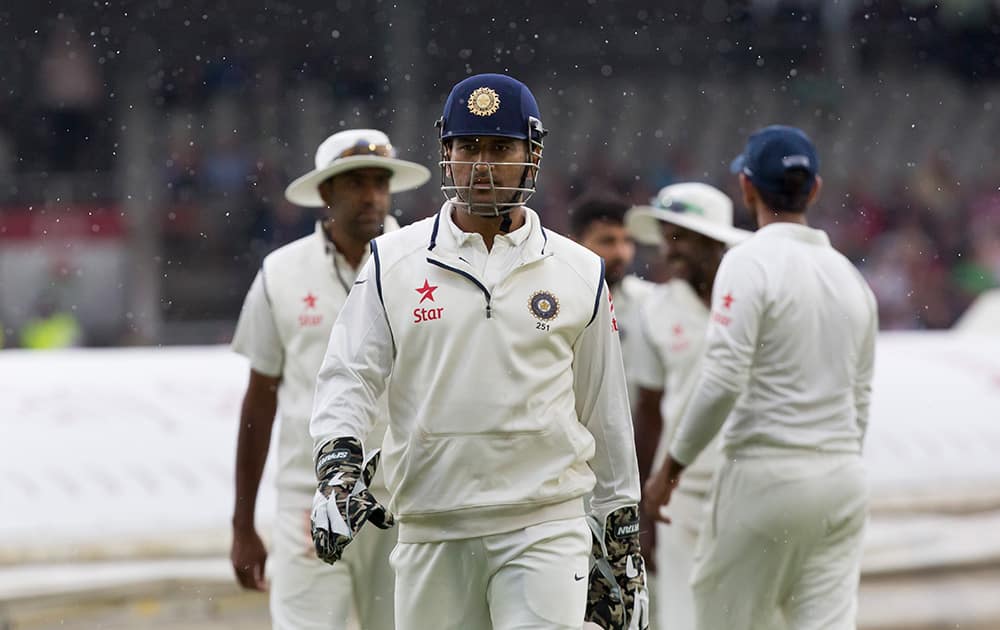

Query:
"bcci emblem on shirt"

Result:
[[528, 291, 560, 321]]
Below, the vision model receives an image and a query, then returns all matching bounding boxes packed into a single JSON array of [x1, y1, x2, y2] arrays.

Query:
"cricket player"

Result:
[[309, 73, 648, 630], [230, 128, 430, 629], [569, 193, 654, 409], [644, 126, 878, 630], [625, 183, 749, 630]]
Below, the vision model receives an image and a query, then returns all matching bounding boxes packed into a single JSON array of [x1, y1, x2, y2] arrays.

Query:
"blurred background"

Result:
[[2, 1, 1000, 629], [2, 0, 1000, 349]]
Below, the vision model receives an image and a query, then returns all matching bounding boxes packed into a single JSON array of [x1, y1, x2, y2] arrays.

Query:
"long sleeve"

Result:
[[573, 281, 641, 521], [854, 290, 878, 447], [670, 251, 764, 466], [310, 256, 394, 455], [629, 304, 666, 391]]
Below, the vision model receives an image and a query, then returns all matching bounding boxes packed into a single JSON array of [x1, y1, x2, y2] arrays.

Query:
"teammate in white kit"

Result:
[[569, 193, 654, 411], [624, 183, 749, 630], [644, 126, 878, 630], [308, 73, 648, 630], [230, 128, 430, 630]]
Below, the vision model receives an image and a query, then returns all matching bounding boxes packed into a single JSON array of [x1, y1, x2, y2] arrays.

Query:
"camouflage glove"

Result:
[[310, 437, 394, 565], [585, 505, 649, 630]]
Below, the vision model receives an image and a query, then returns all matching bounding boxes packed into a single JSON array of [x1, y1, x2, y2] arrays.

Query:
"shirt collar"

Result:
[[756, 222, 831, 247], [316, 220, 363, 268], [443, 204, 533, 247], [317, 221, 339, 260], [429, 201, 548, 257]]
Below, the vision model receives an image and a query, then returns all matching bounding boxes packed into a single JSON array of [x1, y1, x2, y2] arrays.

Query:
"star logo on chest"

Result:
[[416, 279, 438, 304], [722, 293, 734, 309], [303, 292, 318, 309], [672, 324, 684, 337]]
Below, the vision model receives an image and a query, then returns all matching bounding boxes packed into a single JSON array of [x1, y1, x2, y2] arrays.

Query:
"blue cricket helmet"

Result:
[[438, 73, 546, 142]]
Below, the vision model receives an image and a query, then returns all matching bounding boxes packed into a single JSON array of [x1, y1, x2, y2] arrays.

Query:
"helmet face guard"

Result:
[[438, 116, 545, 217], [435, 74, 547, 217]]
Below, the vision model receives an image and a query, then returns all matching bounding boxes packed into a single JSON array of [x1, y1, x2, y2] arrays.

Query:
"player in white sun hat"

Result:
[[230, 128, 429, 630], [625, 182, 749, 630]]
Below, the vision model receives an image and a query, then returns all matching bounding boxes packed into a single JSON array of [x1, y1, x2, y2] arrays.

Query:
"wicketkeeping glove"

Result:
[[585, 505, 650, 630], [310, 437, 394, 565]]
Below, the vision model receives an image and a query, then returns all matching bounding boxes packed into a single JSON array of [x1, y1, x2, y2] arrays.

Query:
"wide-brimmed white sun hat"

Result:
[[626, 182, 751, 247], [284, 129, 431, 207]]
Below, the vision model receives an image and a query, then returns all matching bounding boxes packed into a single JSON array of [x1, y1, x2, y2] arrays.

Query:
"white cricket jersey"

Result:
[[310, 202, 641, 543], [612, 274, 654, 408], [670, 222, 878, 465], [231, 219, 396, 507], [631, 278, 719, 497]]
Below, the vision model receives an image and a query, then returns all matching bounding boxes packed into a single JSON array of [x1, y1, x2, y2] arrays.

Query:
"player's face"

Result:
[[579, 220, 635, 287], [446, 136, 532, 206], [659, 223, 725, 285], [319, 168, 392, 243]]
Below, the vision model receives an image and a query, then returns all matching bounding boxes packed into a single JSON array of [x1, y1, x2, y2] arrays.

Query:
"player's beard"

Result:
[[667, 253, 707, 288], [604, 259, 628, 288]]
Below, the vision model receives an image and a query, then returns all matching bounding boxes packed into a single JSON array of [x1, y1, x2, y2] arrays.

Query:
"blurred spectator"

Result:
[[38, 20, 103, 172], [201, 133, 253, 198], [248, 198, 314, 260], [18, 260, 84, 349]]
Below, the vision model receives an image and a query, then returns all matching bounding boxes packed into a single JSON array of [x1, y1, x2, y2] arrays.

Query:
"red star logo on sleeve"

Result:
[[722, 293, 734, 309], [673, 324, 684, 336], [303, 292, 318, 309], [416, 279, 438, 303]]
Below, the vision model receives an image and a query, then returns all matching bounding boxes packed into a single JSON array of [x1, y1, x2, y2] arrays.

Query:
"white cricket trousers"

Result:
[[691, 453, 868, 630], [269, 506, 397, 630], [390, 516, 591, 630], [653, 488, 708, 630]]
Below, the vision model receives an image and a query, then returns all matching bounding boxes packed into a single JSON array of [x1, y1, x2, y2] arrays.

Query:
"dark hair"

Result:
[[756, 169, 815, 214], [568, 192, 630, 237]]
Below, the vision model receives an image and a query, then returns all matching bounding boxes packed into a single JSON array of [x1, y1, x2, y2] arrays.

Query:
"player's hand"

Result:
[[642, 456, 685, 523], [310, 437, 395, 565], [585, 505, 650, 630], [231, 526, 269, 591]]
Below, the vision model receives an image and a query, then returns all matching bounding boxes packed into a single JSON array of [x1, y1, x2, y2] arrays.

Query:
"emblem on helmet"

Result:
[[467, 87, 501, 117], [529, 291, 560, 321]]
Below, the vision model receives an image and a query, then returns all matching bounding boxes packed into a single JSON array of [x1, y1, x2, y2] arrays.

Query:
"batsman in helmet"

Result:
[[309, 73, 648, 630]]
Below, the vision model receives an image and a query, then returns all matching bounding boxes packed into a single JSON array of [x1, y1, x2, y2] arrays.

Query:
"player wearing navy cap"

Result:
[[644, 126, 877, 630], [308, 73, 647, 630]]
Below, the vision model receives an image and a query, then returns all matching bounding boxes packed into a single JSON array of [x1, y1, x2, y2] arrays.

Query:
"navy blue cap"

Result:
[[439, 73, 544, 141], [729, 125, 819, 193]]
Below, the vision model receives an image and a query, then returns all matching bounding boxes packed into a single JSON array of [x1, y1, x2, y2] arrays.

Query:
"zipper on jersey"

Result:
[[426, 258, 493, 319]]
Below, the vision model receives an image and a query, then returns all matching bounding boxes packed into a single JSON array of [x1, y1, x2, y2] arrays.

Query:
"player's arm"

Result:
[[854, 289, 878, 447], [628, 311, 666, 570], [644, 253, 763, 519], [229, 271, 284, 591], [633, 386, 662, 572], [634, 387, 663, 489], [310, 255, 393, 448], [309, 253, 396, 565], [630, 311, 667, 487], [231, 369, 278, 590], [573, 277, 648, 630], [573, 279, 640, 519]]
